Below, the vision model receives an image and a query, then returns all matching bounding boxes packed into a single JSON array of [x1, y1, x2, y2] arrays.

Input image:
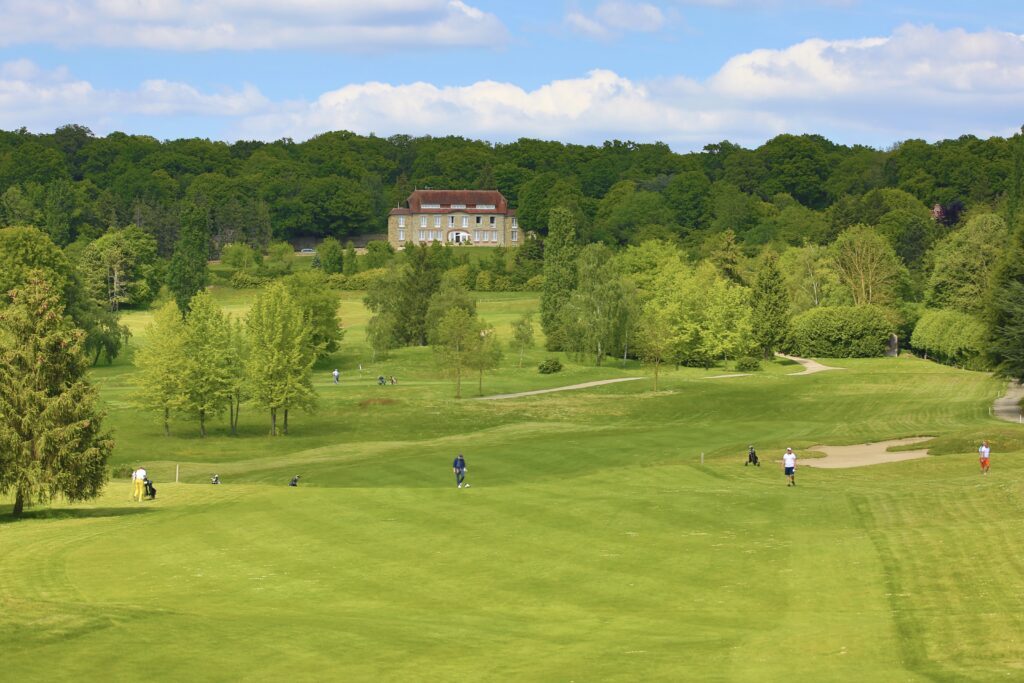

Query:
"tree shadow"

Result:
[[0, 506, 156, 525]]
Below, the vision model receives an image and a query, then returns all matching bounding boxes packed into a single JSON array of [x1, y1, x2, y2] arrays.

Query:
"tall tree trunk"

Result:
[[13, 488, 25, 516], [270, 408, 277, 436], [478, 369, 483, 396], [455, 365, 461, 399], [283, 409, 289, 435], [199, 409, 206, 438], [654, 361, 660, 392], [163, 407, 170, 437], [519, 346, 524, 368]]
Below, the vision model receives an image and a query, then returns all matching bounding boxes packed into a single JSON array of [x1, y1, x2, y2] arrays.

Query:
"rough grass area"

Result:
[[2, 289, 1023, 681]]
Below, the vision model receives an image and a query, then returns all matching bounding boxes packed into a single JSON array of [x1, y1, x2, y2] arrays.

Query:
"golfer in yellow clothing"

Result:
[[133, 466, 147, 502]]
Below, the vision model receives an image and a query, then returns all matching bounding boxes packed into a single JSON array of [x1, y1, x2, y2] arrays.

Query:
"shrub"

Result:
[[911, 308, 988, 369], [735, 356, 762, 372], [523, 274, 545, 291], [230, 271, 270, 289], [538, 358, 563, 374], [221, 242, 261, 272], [474, 271, 494, 291], [338, 267, 389, 291], [788, 305, 893, 357], [318, 237, 344, 274]]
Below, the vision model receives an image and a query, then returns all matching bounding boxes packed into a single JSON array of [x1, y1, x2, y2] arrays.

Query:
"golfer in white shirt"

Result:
[[133, 466, 147, 502], [782, 448, 797, 487]]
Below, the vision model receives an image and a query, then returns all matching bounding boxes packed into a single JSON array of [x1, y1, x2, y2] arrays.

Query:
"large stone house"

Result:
[[387, 190, 521, 248]]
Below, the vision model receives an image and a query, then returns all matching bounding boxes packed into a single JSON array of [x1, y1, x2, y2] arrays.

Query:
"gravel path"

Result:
[[801, 437, 932, 469], [993, 380, 1024, 423], [477, 377, 644, 401], [775, 353, 844, 375]]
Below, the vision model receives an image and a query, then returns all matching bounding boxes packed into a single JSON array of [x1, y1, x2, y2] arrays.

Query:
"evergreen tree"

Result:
[[246, 282, 318, 435], [318, 237, 344, 274], [343, 241, 359, 275], [0, 275, 113, 516], [167, 204, 209, 314], [749, 252, 791, 359], [541, 206, 578, 350], [179, 291, 233, 437], [133, 301, 185, 436], [987, 233, 1024, 380], [397, 244, 443, 346]]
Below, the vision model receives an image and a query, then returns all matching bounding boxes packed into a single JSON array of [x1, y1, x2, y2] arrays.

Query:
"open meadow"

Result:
[[3, 288, 1024, 681]]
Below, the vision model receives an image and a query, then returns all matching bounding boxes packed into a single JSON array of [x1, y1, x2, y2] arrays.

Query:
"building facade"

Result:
[[387, 190, 521, 249]]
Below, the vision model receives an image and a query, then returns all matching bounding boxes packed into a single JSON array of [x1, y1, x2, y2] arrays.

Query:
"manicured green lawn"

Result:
[[3, 288, 1024, 680]]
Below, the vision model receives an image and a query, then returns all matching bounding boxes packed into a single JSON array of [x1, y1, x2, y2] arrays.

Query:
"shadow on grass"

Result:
[[0, 506, 157, 525]]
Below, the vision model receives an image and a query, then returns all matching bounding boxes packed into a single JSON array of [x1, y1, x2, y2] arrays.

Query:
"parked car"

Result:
[[299, 248, 316, 254]]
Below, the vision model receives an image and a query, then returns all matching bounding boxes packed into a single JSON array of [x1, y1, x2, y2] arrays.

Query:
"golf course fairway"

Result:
[[3, 291, 1024, 681]]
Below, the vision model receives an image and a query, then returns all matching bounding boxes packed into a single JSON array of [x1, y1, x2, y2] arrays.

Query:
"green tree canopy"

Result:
[[0, 275, 113, 516]]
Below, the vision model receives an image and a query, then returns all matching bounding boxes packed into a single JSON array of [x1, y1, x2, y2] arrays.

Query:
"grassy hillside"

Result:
[[2, 288, 1023, 681]]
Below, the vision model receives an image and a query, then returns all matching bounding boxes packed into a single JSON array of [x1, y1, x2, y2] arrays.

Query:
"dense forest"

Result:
[[3, 124, 1024, 385], [2, 124, 1023, 257]]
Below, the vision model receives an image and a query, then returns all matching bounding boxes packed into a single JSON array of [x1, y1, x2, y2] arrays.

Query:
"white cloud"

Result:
[[5, 25, 1024, 149], [0, 0, 506, 50], [567, 1, 665, 39]]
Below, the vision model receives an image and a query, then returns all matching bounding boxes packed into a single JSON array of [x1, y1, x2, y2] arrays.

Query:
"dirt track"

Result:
[[477, 377, 643, 400]]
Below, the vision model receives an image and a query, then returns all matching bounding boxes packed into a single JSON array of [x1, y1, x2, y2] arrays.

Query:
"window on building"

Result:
[[398, 228, 405, 241], [512, 217, 518, 228], [420, 216, 427, 228], [461, 216, 469, 228], [475, 204, 495, 210], [511, 229, 518, 242], [434, 216, 441, 228], [418, 230, 426, 241], [448, 216, 455, 227], [489, 216, 496, 225], [473, 230, 480, 242], [451, 204, 466, 209], [398, 216, 406, 228], [491, 230, 498, 242], [475, 216, 482, 225], [421, 203, 441, 209]]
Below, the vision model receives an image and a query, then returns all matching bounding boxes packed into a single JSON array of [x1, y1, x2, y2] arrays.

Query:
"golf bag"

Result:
[[210, 474, 220, 485], [746, 448, 759, 467], [289, 475, 300, 487], [144, 478, 157, 499]]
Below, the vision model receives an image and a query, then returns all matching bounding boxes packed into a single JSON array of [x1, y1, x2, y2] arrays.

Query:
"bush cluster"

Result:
[[538, 358, 563, 374], [788, 305, 893, 357], [735, 356, 762, 372]]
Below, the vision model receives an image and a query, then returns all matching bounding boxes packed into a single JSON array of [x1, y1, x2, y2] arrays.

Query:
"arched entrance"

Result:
[[449, 230, 471, 245]]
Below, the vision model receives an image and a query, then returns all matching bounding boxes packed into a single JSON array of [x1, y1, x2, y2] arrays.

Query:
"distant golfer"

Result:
[[289, 475, 300, 487], [332, 368, 340, 384], [746, 445, 759, 467], [782, 448, 797, 487], [979, 440, 991, 475], [133, 466, 147, 501], [453, 453, 468, 488]]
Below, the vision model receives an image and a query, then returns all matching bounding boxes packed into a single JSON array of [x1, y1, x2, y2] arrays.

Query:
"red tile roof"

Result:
[[406, 190, 508, 213]]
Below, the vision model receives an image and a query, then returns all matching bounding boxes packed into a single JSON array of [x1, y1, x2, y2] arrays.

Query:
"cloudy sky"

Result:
[[0, 0, 1022, 149]]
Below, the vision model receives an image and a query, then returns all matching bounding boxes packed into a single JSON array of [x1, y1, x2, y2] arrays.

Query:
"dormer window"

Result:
[[421, 203, 441, 209], [451, 204, 466, 209], [475, 204, 495, 210]]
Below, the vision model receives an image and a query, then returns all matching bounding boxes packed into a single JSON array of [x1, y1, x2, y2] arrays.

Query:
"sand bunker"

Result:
[[802, 437, 933, 469], [775, 353, 844, 376]]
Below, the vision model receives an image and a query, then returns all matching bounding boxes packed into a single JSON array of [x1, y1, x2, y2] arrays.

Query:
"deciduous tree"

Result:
[[246, 282, 318, 435]]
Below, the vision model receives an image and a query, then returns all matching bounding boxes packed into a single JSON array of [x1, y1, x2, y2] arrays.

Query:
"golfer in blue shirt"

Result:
[[453, 453, 469, 488]]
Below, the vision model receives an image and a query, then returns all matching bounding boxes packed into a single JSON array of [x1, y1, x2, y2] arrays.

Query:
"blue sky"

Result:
[[0, 1, 1023, 150]]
